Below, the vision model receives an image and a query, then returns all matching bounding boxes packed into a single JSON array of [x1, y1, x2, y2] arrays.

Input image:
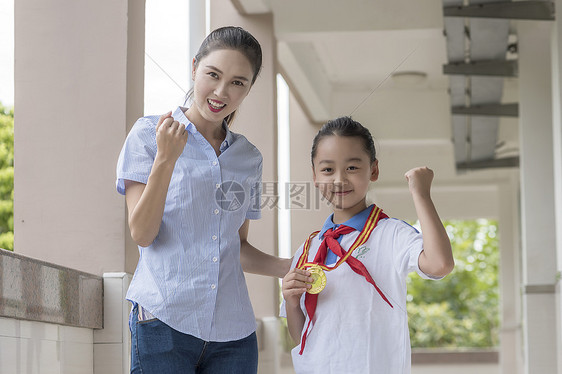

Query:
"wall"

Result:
[[0, 271, 130, 374], [0, 317, 93, 374]]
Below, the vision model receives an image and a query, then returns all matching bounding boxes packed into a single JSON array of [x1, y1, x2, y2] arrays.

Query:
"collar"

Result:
[[319, 204, 375, 239], [172, 106, 232, 151]]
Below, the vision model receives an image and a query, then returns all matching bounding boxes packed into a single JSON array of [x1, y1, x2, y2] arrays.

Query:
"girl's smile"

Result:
[[333, 190, 352, 196]]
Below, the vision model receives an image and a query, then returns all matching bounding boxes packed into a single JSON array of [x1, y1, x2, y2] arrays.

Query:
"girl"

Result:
[[116, 26, 290, 374], [281, 116, 454, 373]]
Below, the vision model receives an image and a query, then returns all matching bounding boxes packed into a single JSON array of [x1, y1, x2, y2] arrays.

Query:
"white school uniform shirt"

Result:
[[281, 207, 440, 374], [116, 106, 262, 342]]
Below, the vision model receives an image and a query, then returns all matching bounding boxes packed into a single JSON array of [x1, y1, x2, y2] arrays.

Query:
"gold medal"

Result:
[[306, 265, 327, 294]]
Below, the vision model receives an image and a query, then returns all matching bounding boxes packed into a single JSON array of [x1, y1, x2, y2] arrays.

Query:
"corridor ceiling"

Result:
[[231, 0, 539, 217]]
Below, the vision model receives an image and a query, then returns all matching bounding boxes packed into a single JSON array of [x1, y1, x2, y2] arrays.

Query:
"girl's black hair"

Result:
[[311, 116, 377, 165], [185, 26, 263, 127]]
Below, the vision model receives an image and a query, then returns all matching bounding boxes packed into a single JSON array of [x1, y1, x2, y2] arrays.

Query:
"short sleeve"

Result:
[[115, 117, 158, 195], [389, 219, 443, 280], [245, 158, 262, 220], [279, 243, 305, 318]]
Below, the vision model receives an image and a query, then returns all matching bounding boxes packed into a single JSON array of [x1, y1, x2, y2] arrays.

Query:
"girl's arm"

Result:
[[239, 219, 292, 278], [405, 167, 455, 278], [282, 268, 312, 343], [125, 112, 188, 247]]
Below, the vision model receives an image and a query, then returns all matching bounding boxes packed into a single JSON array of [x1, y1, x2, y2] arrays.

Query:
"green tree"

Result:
[[407, 219, 499, 348], [0, 102, 14, 251]]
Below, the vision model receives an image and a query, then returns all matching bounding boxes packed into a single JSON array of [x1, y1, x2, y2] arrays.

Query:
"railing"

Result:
[[0, 248, 103, 328]]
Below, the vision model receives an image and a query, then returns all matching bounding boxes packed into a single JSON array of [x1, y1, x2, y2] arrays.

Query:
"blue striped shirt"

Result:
[[116, 106, 262, 342]]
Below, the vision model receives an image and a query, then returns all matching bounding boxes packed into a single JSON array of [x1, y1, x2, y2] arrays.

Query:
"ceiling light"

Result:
[[390, 71, 428, 86]]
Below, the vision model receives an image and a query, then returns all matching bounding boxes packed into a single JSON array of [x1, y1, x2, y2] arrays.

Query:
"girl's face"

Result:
[[188, 48, 254, 127], [312, 135, 379, 223]]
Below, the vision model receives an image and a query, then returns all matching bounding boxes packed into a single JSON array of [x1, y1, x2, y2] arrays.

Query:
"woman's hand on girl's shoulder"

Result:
[[155, 111, 188, 164]]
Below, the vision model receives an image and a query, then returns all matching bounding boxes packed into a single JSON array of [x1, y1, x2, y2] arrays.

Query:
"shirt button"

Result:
[[216, 183, 220, 189], [211, 284, 216, 289], [212, 257, 218, 262], [214, 209, 219, 215], [212, 235, 217, 241], [212, 161, 218, 166]]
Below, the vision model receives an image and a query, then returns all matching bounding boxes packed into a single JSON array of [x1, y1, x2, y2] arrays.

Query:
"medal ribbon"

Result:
[[297, 205, 393, 355]]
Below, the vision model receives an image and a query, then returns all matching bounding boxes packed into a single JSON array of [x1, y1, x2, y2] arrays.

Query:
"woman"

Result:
[[116, 26, 290, 374]]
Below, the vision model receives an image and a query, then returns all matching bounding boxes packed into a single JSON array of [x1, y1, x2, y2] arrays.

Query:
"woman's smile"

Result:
[[207, 99, 226, 113]]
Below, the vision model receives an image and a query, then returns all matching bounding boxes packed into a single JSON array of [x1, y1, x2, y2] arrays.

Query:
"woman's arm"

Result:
[[125, 112, 188, 247], [239, 219, 292, 278], [405, 167, 455, 278]]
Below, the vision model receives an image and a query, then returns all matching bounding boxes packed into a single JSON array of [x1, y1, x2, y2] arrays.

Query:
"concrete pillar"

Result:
[[550, 1, 562, 371], [288, 93, 332, 254], [14, 0, 145, 275], [498, 176, 523, 374], [209, 0, 279, 319], [93, 273, 132, 374], [257, 317, 281, 373], [518, 21, 559, 374]]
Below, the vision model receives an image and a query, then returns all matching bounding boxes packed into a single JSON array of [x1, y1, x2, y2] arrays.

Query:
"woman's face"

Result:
[[189, 48, 254, 127]]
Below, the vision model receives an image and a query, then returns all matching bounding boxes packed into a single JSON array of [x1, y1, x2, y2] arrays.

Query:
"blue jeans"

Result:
[[129, 305, 258, 374]]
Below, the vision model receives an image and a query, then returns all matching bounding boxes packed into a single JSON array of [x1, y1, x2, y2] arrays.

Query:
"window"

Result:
[[144, 0, 190, 115], [408, 219, 500, 348], [277, 74, 291, 259]]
